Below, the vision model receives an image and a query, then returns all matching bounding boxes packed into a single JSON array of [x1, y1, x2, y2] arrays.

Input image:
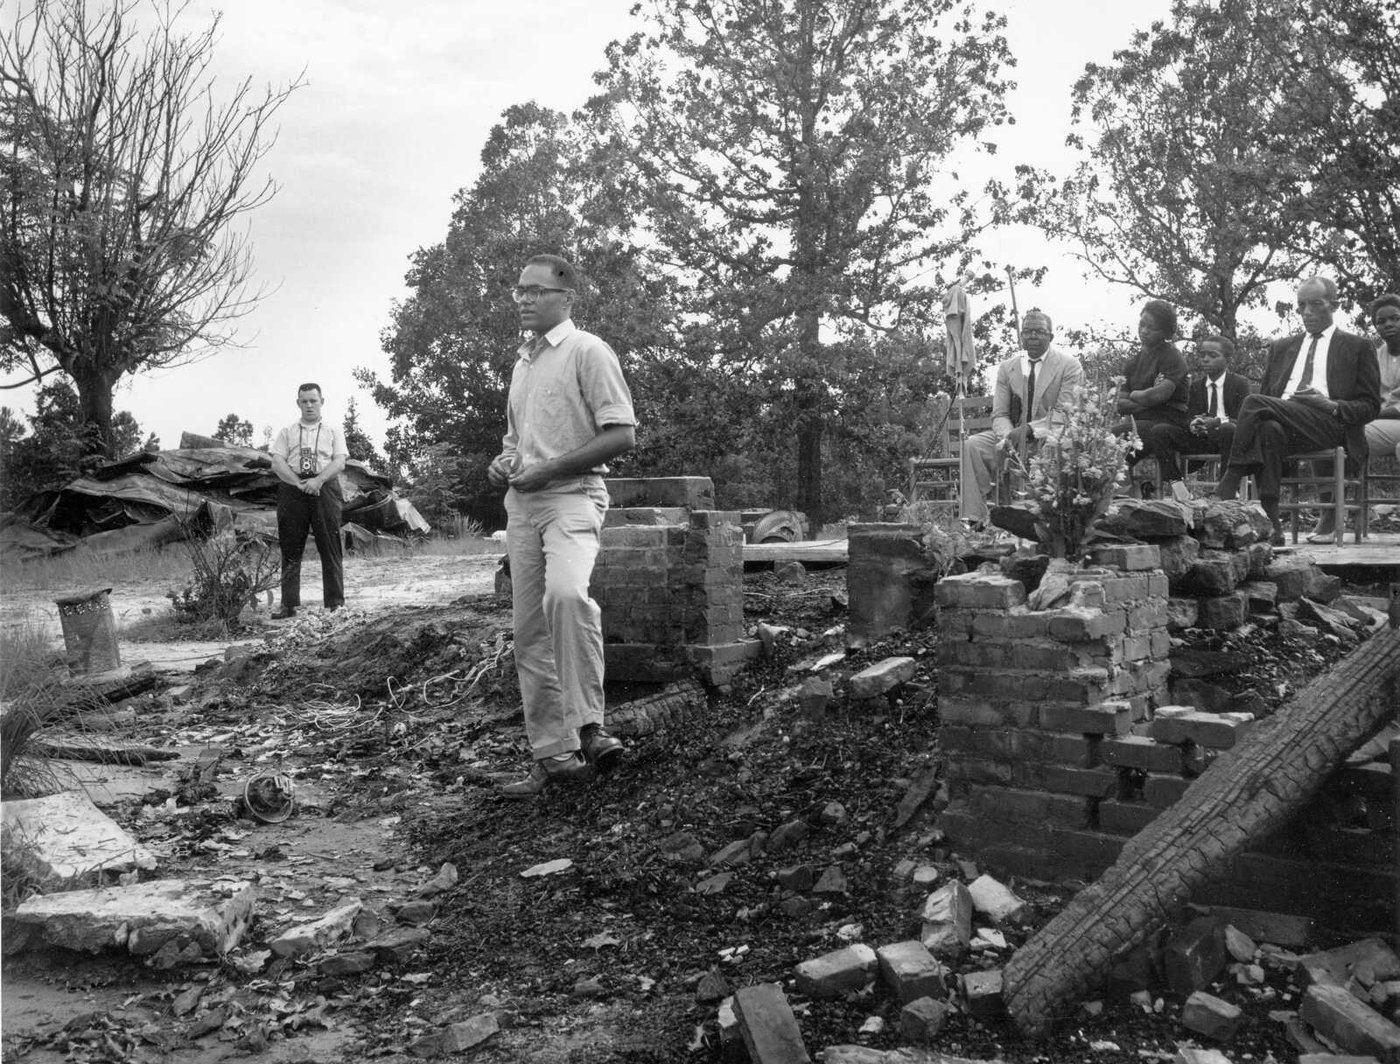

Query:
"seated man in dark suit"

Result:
[[1144, 334, 1253, 499], [1213, 277, 1380, 544]]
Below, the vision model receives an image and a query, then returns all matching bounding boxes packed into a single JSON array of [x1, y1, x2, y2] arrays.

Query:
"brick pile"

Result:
[[591, 477, 759, 686]]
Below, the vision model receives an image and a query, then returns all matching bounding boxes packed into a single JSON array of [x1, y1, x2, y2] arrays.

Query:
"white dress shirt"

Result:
[[1282, 323, 1335, 399]]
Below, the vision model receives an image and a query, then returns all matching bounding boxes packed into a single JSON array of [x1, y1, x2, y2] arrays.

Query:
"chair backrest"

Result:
[[942, 395, 995, 459]]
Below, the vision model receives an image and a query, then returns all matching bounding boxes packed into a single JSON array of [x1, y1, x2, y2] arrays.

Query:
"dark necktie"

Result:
[[1208, 380, 1218, 418], [1025, 358, 1041, 424], [1297, 333, 1321, 390]]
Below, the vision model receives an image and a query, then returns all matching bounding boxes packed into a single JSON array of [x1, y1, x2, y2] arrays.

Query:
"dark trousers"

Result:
[[1225, 395, 1346, 500], [277, 479, 344, 609], [1145, 421, 1237, 481]]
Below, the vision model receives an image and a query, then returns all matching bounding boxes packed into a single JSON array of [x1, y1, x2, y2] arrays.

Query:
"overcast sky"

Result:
[[13, 0, 1184, 451]]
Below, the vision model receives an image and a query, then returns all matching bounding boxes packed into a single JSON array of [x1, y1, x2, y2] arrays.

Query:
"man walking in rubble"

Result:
[[269, 383, 348, 619], [487, 253, 637, 797]]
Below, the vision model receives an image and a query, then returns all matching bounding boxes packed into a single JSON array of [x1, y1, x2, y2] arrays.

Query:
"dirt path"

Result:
[[1, 549, 501, 1063]]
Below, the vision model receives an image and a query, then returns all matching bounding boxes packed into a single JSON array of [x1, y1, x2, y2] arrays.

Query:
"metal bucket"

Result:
[[55, 587, 121, 675]]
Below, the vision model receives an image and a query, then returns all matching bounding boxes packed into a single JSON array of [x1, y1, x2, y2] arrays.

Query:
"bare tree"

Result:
[[0, 0, 300, 455]]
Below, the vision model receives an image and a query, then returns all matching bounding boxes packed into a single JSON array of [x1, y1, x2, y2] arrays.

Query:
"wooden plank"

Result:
[[1289, 532, 1400, 567], [743, 539, 848, 564]]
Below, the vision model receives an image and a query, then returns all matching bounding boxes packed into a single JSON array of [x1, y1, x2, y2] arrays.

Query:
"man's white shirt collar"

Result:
[[519, 319, 577, 360]]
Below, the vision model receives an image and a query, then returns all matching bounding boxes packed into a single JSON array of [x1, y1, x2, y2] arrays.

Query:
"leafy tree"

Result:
[[213, 413, 254, 447], [1007, 0, 1399, 334], [591, 0, 1017, 526], [362, 103, 673, 527], [1276, 0, 1400, 302], [341, 398, 383, 470], [0, 0, 299, 456], [1002, 0, 1324, 337], [0, 380, 142, 507]]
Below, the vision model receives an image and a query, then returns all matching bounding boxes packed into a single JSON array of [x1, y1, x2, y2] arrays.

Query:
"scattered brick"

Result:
[[876, 940, 946, 1003], [733, 982, 812, 1064], [1164, 916, 1227, 995], [1300, 983, 1400, 1062], [919, 881, 973, 957], [847, 656, 917, 699], [960, 968, 1004, 1019], [1181, 990, 1243, 1041], [899, 996, 952, 1043], [794, 944, 877, 998]]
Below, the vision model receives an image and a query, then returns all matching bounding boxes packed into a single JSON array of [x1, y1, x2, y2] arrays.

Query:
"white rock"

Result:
[[2, 791, 156, 886], [269, 899, 363, 959]]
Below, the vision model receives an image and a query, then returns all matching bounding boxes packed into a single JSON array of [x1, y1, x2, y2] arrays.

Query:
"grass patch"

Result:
[[0, 542, 190, 594], [408, 534, 502, 558], [0, 622, 70, 801]]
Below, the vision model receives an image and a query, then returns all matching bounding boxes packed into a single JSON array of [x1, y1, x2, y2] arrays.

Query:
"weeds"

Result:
[[0, 622, 67, 800], [167, 527, 280, 631]]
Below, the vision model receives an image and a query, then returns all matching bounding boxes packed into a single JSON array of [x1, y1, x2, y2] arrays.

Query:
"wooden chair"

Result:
[[907, 395, 996, 517], [1358, 448, 1399, 538], [1277, 447, 1367, 544]]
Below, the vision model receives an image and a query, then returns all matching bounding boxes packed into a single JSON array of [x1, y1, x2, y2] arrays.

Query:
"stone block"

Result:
[[1242, 580, 1279, 612], [10, 878, 255, 958], [1098, 499, 1192, 539], [409, 1014, 502, 1058], [899, 996, 952, 1043], [918, 881, 973, 957], [1157, 535, 1202, 582], [1091, 543, 1162, 571], [1044, 765, 1119, 798], [270, 899, 365, 958], [847, 656, 917, 699], [1194, 498, 1273, 548], [1176, 1048, 1235, 1064], [793, 943, 877, 998], [933, 573, 1027, 610], [1196, 592, 1249, 630], [876, 940, 946, 1003], [733, 983, 811, 1064], [1167, 598, 1200, 631], [1300, 983, 1400, 1062], [1165, 915, 1227, 995], [1150, 710, 1254, 749], [1181, 553, 1241, 596], [1181, 990, 1243, 1041], [1099, 799, 1160, 835], [960, 968, 1005, 1019], [1, 791, 157, 888], [1144, 774, 1192, 808], [1266, 555, 1338, 603], [1299, 939, 1400, 988], [968, 874, 1026, 923], [1039, 701, 1134, 736], [603, 506, 688, 527], [1102, 736, 1185, 773]]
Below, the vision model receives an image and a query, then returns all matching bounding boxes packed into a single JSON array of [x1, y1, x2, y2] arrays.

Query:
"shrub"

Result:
[[168, 528, 280, 630]]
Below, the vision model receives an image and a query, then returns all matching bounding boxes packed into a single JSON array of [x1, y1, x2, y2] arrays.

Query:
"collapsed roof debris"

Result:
[[0, 431, 429, 562]]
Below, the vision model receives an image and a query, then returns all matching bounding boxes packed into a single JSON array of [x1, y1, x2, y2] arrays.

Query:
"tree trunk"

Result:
[[72, 369, 118, 458], [1002, 625, 1400, 1038]]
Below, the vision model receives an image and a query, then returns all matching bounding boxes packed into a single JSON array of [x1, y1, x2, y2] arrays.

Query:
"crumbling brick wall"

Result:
[[591, 477, 759, 687], [931, 545, 1395, 933]]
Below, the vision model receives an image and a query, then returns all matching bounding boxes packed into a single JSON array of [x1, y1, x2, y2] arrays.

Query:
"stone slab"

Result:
[[1300, 983, 1400, 1063], [2, 791, 156, 887], [8, 878, 255, 957], [733, 982, 811, 1064]]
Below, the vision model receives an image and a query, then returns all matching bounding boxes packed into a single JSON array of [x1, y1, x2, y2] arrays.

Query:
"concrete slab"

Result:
[[8, 877, 256, 958], [2, 791, 156, 887]]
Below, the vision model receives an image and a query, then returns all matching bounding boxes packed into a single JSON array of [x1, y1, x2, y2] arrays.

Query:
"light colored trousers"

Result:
[[1366, 418, 1400, 457], [959, 429, 1006, 523], [505, 479, 609, 758]]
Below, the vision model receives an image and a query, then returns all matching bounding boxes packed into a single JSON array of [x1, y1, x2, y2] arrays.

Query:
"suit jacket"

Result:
[[1186, 371, 1253, 420], [991, 345, 1085, 439], [1262, 329, 1381, 466]]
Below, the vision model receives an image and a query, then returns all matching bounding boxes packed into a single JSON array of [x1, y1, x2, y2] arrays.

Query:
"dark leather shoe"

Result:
[[500, 753, 593, 797], [1269, 528, 1286, 548], [580, 724, 624, 773], [271, 607, 298, 620]]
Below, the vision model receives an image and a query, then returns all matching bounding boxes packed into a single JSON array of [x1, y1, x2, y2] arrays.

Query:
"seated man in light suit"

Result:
[[959, 308, 1085, 527]]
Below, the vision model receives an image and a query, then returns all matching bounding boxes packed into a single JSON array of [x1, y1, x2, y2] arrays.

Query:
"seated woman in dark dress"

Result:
[[1112, 300, 1190, 501]]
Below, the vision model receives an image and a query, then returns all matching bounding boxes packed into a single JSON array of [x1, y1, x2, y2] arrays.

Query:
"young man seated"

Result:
[[1143, 335, 1254, 499]]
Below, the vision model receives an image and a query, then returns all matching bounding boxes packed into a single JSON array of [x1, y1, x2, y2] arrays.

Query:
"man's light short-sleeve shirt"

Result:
[[502, 320, 636, 477], [272, 420, 348, 478]]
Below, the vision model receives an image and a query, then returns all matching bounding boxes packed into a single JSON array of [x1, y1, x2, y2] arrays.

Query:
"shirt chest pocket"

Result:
[[533, 382, 569, 426]]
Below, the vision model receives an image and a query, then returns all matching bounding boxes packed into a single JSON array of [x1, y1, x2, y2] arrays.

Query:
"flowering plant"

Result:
[[1007, 383, 1136, 560]]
